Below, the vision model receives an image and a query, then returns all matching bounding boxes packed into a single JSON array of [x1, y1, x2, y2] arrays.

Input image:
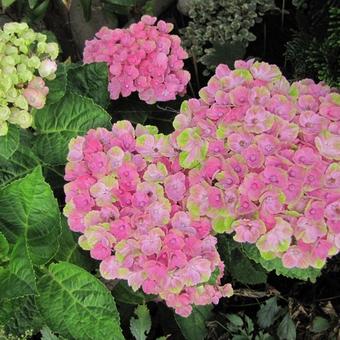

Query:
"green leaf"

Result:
[[200, 41, 246, 70], [111, 96, 151, 125], [28, 0, 39, 8], [67, 63, 110, 108], [0, 166, 61, 265], [0, 144, 41, 187], [277, 314, 296, 340], [45, 64, 68, 105], [54, 217, 95, 271], [205, 267, 220, 285], [33, 92, 111, 165], [257, 297, 281, 329], [130, 304, 151, 340], [80, 0, 92, 21], [41, 325, 59, 340], [5, 296, 43, 335], [0, 298, 17, 325], [32, 0, 50, 19], [175, 305, 213, 340], [0, 125, 20, 159], [311, 316, 330, 333], [1, 0, 16, 8], [0, 231, 9, 261], [218, 235, 267, 285], [242, 243, 321, 282], [37, 262, 124, 340], [112, 280, 156, 305], [226, 314, 244, 327], [105, 0, 136, 6], [0, 237, 37, 299]]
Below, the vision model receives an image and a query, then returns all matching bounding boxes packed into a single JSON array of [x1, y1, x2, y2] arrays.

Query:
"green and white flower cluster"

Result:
[[0, 22, 58, 136]]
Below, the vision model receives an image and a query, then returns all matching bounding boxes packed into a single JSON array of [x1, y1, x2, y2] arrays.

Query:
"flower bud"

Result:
[[23, 87, 46, 109], [0, 120, 8, 136], [45, 42, 59, 60], [0, 106, 11, 121], [38, 59, 57, 78], [14, 94, 29, 110]]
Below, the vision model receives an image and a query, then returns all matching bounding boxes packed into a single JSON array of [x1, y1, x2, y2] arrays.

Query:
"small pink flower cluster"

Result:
[[23, 76, 50, 109], [64, 121, 232, 317], [83, 16, 190, 104], [172, 59, 340, 269]]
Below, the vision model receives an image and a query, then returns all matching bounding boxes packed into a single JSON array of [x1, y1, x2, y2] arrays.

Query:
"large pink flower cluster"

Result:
[[63, 121, 233, 317], [172, 59, 340, 269], [83, 15, 190, 104]]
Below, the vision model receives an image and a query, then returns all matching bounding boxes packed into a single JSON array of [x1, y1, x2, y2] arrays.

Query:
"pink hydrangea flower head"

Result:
[[170, 60, 340, 270], [83, 16, 190, 104], [64, 120, 232, 317]]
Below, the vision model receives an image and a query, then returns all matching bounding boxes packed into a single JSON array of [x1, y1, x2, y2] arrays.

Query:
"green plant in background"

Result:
[[285, 1, 340, 87], [180, 0, 277, 73], [0, 0, 51, 22]]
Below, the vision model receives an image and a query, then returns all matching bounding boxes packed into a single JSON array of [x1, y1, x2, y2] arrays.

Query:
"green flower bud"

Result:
[[14, 95, 29, 110], [37, 41, 47, 54], [27, 56, 41, 69], [1, 55, 15, 66], [0, 120, 8, 136], [36, 33, 47, 43], [17, 111, 33, 129], [5, 45, 18, 55], [0, 106, 10, 120], [3, 22, 29, 35], [6, 87, 17, 102], [45, 42, 59, 60], [0, 74, 12, 92]]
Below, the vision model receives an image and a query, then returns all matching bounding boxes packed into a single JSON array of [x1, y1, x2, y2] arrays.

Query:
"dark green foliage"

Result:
[[285, 3, 340, 87]]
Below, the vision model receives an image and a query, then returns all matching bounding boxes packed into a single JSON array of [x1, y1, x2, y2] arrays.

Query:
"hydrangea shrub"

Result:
[[172, 59, 340, 269], [63, 121, 233, 317], [83, 15, 190, 104], [0, 23, 58, 135]]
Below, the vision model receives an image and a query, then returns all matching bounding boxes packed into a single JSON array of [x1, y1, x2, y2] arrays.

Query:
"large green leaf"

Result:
[[67, 63, 110, 108], [218, 235, 267, 285], [33, 92, 111, 165], [45, 63, 68, 105], [54, 217, 95, 271], [0, 237, 37, 299], [0, 125, 20, 159], [242, 244, 321, 282], [175, 305, 213, 340], [37, 262, 124, 340], [0, 166, 61, 265]]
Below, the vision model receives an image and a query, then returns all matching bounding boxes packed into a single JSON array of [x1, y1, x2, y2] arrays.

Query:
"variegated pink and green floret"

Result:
[[173, 59, 340, 270], [83, 15, 190, 104], [64, 121, 233, 317]]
